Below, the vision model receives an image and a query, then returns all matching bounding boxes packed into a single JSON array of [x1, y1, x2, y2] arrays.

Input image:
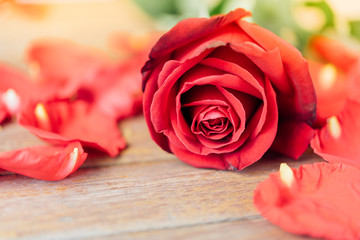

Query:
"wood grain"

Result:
[[0, 116, 321, 239]]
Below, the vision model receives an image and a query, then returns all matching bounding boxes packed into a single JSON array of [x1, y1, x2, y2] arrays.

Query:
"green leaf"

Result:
[[209, 0, 228, 16], [304, 0, 335, 31], [350, 20, 360, 40], [133, 0, 178, 17]]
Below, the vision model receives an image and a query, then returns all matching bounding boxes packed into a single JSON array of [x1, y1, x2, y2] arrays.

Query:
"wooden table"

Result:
[[0, 115, 320, 239]]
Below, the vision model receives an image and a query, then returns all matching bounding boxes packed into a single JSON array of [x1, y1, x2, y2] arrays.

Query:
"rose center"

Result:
[[200, 116, 228, 134], [191, 107, 234, 139]]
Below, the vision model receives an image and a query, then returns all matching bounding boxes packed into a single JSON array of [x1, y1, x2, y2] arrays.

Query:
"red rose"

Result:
[[142, 8, 316, 170]]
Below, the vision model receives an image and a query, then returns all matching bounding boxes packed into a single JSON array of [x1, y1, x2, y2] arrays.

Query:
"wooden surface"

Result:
[[0, 115, 321, 240]]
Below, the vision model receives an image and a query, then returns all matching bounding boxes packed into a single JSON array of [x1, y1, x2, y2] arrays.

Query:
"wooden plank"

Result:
[[0, 148, 321, 239], [83, 115, 175, 168], [107, 218, 312, 240]]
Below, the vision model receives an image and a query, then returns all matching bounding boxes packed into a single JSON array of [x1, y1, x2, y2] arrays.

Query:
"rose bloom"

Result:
[[142, 8, 316, 170]]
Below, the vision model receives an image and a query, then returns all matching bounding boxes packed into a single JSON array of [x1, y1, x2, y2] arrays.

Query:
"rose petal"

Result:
[[170, 143, 229, 170], [18, 100, 126, 157], [207, 45, 264, 86], [198, 59, 269, 139], [238, 20, 316, 123], [150, 49, 213, 134], [0, 142, 87, 181], [200, 58, 263, 99], [143, 63, 171, 153], [254, 162, 360, 239], [311, 100, 360, 169], [223, 78, 278, 169], [148, 8, 251, 60], [174, 78, 250, 154], [271, 121, 314, 159], [229, 42, 291, 95]]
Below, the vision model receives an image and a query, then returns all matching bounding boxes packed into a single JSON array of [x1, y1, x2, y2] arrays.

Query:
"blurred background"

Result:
[[1, 0, 360, 68]]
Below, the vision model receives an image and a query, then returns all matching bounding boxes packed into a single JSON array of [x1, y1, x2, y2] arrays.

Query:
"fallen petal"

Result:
[[19, 100, 126, 157], [0, 142, 87, 181], [254, 162, 360, 240], [311, 100, 360, 169]]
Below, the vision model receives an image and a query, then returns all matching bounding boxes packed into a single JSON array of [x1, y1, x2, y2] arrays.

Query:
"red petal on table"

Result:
[[311, 100, 360, 169], [254, 162, 360, 240], [310, 35, 359, 72], [0, 142, 87, 181], [18, 100, 126, 157]]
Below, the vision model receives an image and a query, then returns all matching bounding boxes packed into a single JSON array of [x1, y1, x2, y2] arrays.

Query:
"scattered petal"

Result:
[[0, 142, 87, 181], [19, 100, 126, 157], [311, 100, 360, 169], [254, 162, 360, 240]]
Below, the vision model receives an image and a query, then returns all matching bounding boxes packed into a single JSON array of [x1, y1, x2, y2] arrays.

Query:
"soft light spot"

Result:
[[294, 6, 326, 32], [327, 116, 342, 139], [318, 64, 337, 90], [34, 103, 49, 122], [279, 163, 294, 188], [1, 89, 20, 114], [34, 103, 52, 130]]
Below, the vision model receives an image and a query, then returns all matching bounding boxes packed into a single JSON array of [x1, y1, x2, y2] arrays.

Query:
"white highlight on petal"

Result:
[[318, 64, 337, 90], [1, 89, 20, 114], [34, 103, 52, 130], [279, 163, 294, 188], [70, 147, 79, 169], [327, 116, 342, 139], [34, 103, 49, 122], [53, 147, 79, 180]]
